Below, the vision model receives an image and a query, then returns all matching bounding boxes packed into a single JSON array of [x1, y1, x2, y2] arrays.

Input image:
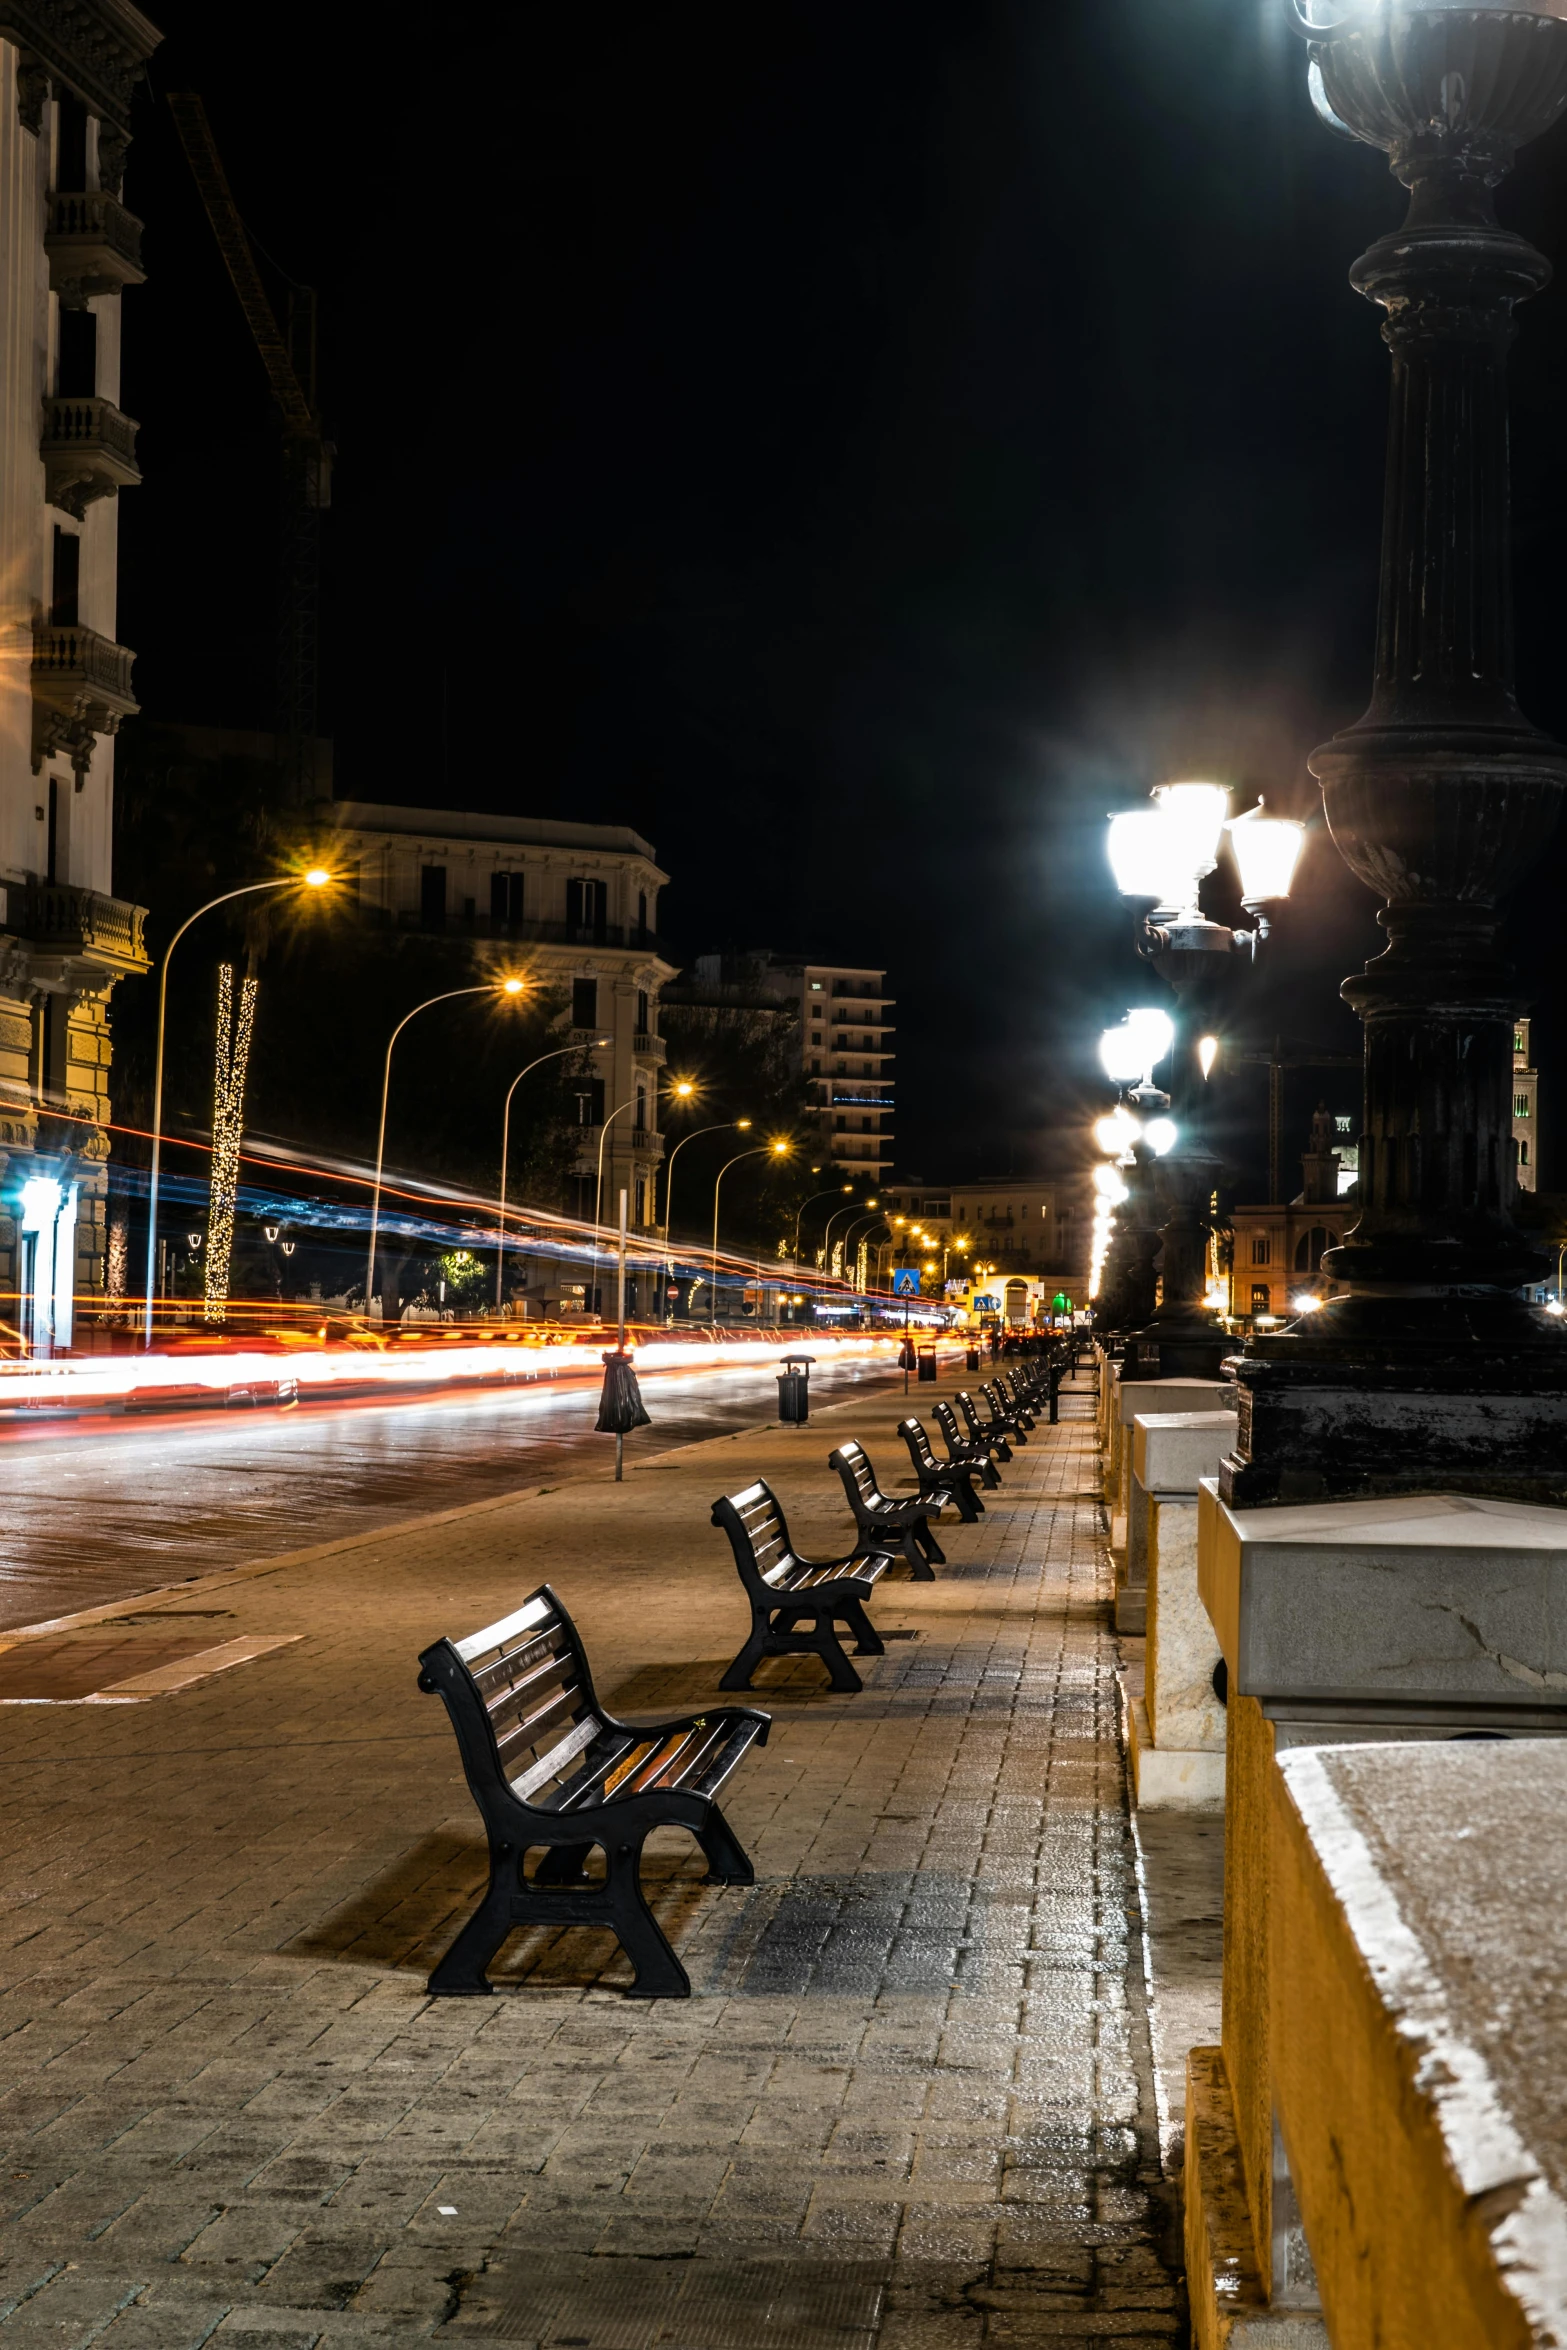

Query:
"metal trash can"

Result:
[[776, 1352, 815, 1424], [965, 1344, 981, 1372], [916, 1343, 938, 1384]]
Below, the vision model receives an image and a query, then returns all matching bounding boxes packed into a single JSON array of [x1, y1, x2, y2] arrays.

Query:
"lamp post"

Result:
[[1106, 786, 1303, 1375], [1221, 0, 1567, 1504], [842, 1212, 887, 1301], [142, 867, 333, 1348], [792, 1181, 850, 1261], [494, 1037, 610, 1309], [366, 978, 524, 1317], [711, 1141, 790, 1327], [661, 1115, 749, 1322], [821, 1194, 877, 1277]]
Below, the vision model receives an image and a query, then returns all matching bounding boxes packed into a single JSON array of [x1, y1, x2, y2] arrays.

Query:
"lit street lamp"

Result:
[[660, 1114, 750, 1322], [792, 1180, 849, 1261], [711, 1140, 791, 1326], [366, 977, 525, 1316], [821, 1193, 877, 1276], [1106, 783, 1302, 1374], [494, 1036, 610, 1308], [143, 866, 334, 1348]]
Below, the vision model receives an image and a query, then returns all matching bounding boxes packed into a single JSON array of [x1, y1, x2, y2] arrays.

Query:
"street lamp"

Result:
[[142, 867, 334, 1348], [660, 1116, 750, 1322], [1106, 785, 1302, 1375], [494, 1036, 611, 1309], [365, 977, 525, 1316], [821, 1194, 877, 1276], [1220, 0, 1567, 1503], [793, 1181, 851, 1261], [711, 1140, 790, 1327]]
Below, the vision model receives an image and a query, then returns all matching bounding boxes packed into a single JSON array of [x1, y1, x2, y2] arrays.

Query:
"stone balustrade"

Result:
[[1125, 1408, 1234, 1808], [1108, 1374, 1231, 1632]]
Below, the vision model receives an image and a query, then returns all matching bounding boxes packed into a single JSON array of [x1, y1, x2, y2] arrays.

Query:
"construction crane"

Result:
[[167, 91, 331, 806], [1232, 1038, 1362, 1204]]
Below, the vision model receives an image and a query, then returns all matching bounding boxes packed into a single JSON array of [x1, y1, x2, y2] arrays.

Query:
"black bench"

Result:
[[933, 1397, 1003, 1487], [829, 1439, 945, 1575], [418, 1584, 768, 2001], [712, 1479, 890, 1693], [899, 1415, 984, 1521], [990, 1375, 1037, 1431], [956, 1388, 1016, 1459], [980, 1379, 1032, 1438]]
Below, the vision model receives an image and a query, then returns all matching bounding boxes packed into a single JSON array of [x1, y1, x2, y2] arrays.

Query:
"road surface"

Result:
[[0, 1352, 911, 1632]]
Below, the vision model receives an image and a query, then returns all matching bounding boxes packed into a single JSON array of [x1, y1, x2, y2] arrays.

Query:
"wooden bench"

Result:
[[417, 1584, 768, 2001], [933, 1397, 1003, 1487], [956, 1388, 1016, 1459], [899, 1415, 984, 1521], [711, 1479, 889, 1694], [829, 1439, 945, 1576]]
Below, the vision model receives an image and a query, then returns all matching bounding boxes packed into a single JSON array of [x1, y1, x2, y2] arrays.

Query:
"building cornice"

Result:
[[0, 0, 162, 132]]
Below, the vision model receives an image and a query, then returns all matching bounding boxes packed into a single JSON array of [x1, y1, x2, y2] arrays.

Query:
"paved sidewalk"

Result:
[[0, 1364, 1186, 2347]]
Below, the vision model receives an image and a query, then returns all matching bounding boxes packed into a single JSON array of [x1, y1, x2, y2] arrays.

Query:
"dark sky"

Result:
[[115, 1, 1567, 1193]]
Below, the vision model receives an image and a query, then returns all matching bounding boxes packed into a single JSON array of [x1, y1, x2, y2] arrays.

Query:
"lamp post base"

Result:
[[1125, 1313, 1232, 1383], [1221, 1316, 1567, 1508]]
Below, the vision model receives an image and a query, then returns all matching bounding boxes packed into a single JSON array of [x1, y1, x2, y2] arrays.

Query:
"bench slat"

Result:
[[511, 1713, 600, 1800], [454, 1593, 560, 1664]]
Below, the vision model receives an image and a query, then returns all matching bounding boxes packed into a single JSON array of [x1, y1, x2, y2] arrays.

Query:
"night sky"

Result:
[[114, 1, 1567, 1196]]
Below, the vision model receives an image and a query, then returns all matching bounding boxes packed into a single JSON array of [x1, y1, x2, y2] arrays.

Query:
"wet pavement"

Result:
[[0, 1352, 909, 1634]]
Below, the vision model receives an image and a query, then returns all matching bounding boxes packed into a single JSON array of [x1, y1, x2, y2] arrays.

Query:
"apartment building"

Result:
[[882, 1179, 1085, 1288], [0, 13, 159, 1347], [327, 803, 677, 1229], [682, 950, 894, 1176], [1226, 1104, 1352, 1322]]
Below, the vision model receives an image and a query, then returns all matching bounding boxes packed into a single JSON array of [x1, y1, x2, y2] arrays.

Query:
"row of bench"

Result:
[[414, 1361, 1055, 1997]]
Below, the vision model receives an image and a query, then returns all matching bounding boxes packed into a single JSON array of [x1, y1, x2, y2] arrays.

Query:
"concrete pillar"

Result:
[[1111, 1376, 1231, 1631], [1125, 1409, 1234, 1809]]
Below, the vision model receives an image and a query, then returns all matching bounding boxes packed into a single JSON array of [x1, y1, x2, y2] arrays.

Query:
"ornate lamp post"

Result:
[[1106, 787, 1303, 1375], [1224, 0, 1567, 1504]]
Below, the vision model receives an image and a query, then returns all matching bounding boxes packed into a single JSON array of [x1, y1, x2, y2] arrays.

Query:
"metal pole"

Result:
[[615, 1185, 628, 1483], [496, 1039, 605, 1310], [367, 984, 506, 1316], [660, 1119, 736, 1323], [711, 1145, 770, 1329], [142, 876, 308, 1349]]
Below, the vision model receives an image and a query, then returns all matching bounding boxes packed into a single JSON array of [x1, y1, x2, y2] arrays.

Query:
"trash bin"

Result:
[[965, 1343, 981, 1372], [917, 1342, 938, 1384], [776, 1352, 815, 1424]]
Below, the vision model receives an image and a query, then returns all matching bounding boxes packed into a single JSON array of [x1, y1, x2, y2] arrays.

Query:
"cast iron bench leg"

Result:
[[901, 1529, 935, 1579], [842, 1599, 883, 1655], [917, 1521, 947, 1567], [534, 1841, 597, 1885], [720, 1619, 771, 1691], [697, 1802, 754, 1885], [610, 1838, 692, 1999], [427, 1852, 517, 1996]]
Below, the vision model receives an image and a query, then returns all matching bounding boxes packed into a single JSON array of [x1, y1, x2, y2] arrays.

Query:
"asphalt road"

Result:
[[0, 1353, 912, 1633]]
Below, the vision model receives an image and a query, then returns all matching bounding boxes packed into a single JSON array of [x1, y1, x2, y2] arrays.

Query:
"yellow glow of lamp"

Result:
[[303, 867, 332, 888], [501, 978, 525, 995], [1198, 1035, 1219, 1078]]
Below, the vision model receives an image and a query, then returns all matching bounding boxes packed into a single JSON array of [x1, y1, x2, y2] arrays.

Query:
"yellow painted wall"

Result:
[[1221, 1690, 1276, 2291]]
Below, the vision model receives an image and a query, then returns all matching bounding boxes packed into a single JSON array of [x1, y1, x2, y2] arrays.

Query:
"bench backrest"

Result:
[[712, 1480, 801, 1598], [418, 1584, 610, 1828], [830, 1440, 880, 1514], [933, 1399, 964, 1446], [899, 1416, 940, 1472], [956, 1390, 984, 1433]]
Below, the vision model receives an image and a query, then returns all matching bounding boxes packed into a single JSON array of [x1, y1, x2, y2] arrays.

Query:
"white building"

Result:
[[0, 13, 159, 1348], [327, 803, 677, 1233], [881, 1178, 1085, 1289], [1515, 1016, 1539, 1193], [685, 951, 895, 1176]]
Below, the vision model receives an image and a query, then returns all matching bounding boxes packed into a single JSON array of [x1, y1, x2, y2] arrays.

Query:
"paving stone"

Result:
[[0, 1366, 1191, 2344]]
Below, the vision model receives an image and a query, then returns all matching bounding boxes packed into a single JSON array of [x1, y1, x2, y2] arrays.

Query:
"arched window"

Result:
[[1294, 1226, 1336, 1273]]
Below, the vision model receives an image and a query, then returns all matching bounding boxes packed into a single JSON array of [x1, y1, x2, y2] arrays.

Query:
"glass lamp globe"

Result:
[[1126, 1006, 1175, 1064], [1225, 801, 1305, 909]]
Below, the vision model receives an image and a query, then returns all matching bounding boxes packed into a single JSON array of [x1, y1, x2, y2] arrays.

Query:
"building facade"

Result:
[[1515, 1016, 1539, 1193], [1225, 1105, 1351, 1324], [0, 11, 159, 1348], [881, 1178, 1086, 1294], [327, 803, 677, 1233], [682, 951, 894, 1175]]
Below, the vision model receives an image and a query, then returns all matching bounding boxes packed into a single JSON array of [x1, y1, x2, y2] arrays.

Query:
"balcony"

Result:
[[633, 1031, 666, 1062], [32, 624, 138, 774], [371, 906, 667, 956], [42, 396, 141, 519], [11, 884, 148, 978], [44, 191, 146, 306]]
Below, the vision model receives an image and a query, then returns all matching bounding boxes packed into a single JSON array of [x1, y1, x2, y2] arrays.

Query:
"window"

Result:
[[635, 1084, 647, 1133], [1250, 1284, 1271, 1315], [834, 1114, 846, 1130], [1294, 1226, 1336, 1273], [636, 990, 650, 1032], [1516, 1029, 1526, 1053], [810, 1059, 821, 1076], [46, 778, 59, 883], [491, 871, 524, 928], [571, 976, 598, 1029], [55, 94, 88, 190], [566, 877, 607, 937], [57, 306, 96, 400], [811, 1030, 822, 1047], [574, 1075, 605, 1126], [637, 889, 648, 941], [50, 526, 79, 627], [419, 864, 447, 928], [1251, 1236, 1270, 1265], [1516, 1093, 1531, 1118], [635, 1177, 646, 1223], [810, 981, 823, 993], [1521, 1140, 1530, 1167]]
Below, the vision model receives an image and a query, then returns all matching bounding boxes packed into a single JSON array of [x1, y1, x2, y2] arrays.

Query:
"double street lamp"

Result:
[[494, 1036, 610, 1309], [1104, 784, 1303, 1375], [661, 1113, 750, 1321], [710, 1139, 791, 1326]]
